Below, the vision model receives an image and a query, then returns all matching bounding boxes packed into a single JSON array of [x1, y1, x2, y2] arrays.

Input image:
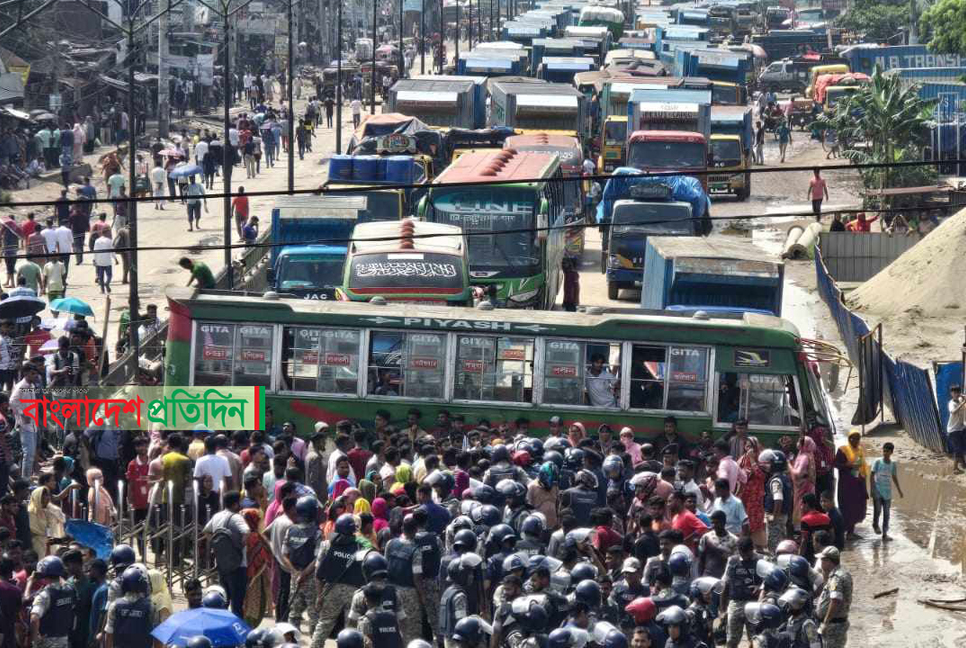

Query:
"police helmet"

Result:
[[511, 596, 549, 633], [521, 514, 546, 539], [426, 470, 455, 494], [202, 590, 228, 609], [656, 605, 689, 628], [668, 551, 691, 577], [472, 504, 502, 528], [570, 562, 597, 583], [245, 629, 284, 648], [757, 449, 787, 472], [775, 539, 799, 555], [335, 513, 358, 535], [336, 629, 365, 648], [447, 555, 474, 586], [110, 544, 136, 569], [487, 524, 517, 547], [777, 587, 811, 613], [453, 528, 479, 552], [574, 579, 602, 608], [787, 555, 812, 581], [689, 576, 722, 601], [295, 495, 320, 522], [764, 565, 789, 593], [602, 455, 623, 480], [469, 485, 497, 505], [549, 628, 575, 648], [363, 552, 389, 581], [120, 565, 148, 594], [574, 469, 596, 489], [528, 438, 545, 459], [452, 617, 486, 645], [744, 602, 784, 630], [496, 479, 526, 502], [537, 462, 559, 489], [451, 515, 474, 532], [186, 637, 213, 648], [543, 451, 564, 470], [543, 437, 570, 454], [602, 630, 628, 648], [565, 448, 585, 471], [624, 597, 657, 624], [492, 445, 511, 464], [37, 556, 65, 579], [502, 553, 527, 575]]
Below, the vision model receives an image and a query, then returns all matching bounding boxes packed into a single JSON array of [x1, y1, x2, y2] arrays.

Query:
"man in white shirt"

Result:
[[194, 139, 208, 166], [350, 99, 363, 128], [40, 218, 59, 254], [150, 163, 167, 210], [195, 436, 234, 493], [54, 222, 74, 278], [326, 433, 358, 484], [585, 354, 618, 407], [948, 384, 966, 473], [228, 127, 239, 148], [92, 230, 115, 293]]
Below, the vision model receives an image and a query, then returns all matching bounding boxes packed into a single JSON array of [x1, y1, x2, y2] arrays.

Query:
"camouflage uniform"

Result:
[[766, 514, 787, 554], [815, 566, 853, 648], [309, 537, 366, 648], [396, 587, 423, 646], [288, 571, 319, 630], [346, 581, 406, 629]]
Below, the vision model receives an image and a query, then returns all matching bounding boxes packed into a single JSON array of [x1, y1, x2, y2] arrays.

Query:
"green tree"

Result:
[[921, 0, 966, 54], [836, 0, 909, 41], [819, 66, 937, 198]]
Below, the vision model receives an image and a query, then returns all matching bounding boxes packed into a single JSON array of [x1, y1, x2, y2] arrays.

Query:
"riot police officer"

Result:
[[413, 507, 443, 642], [516, 515, 547, 558], [106, 544, 136, 604], [358, 585, 404, 648], [30, 557, 77, 648], [743, 602, 784, 648], [441, 556, 479, 648], [452, 616, 489, 648], [777, 588, 822, 648], [561, 470, 598, 522], [759, 450, 792, 554], [103, 566, 154, 648], [348, 553, 405, 629], [310, 514, 367, 648], [718, 537, 762, 648], [284, 495, 322, 630], [656, 605, 707, 648], [385, 515, 426, 644], [483, 445, 529, 499], [498, 480, 531, 535]]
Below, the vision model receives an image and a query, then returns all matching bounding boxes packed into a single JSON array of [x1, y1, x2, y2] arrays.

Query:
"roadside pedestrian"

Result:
[[150, 160, 166, 210], [69, 204, 89, 265], [243, 136, 256, 179], [92, 229, 115, 294], [113, 188, 129, 231], [830, 213, 845, 232], [562, 257, 579, 312], [54, 221, 73, 279], [834, 430, 868, 539], [232, 187, 250, 240], [43, 256, 66, 302], [242, 217, 259, 246], [1, 223, 17, 288], [185, 176, 207, 231], [350, 98, 362, 129], [807, 169, 829, 222], [869, 441, 903, 541], [179, 257, 216, 289], [753, 120, 765, 164], [203, 490, 250, 617], [776, 118, 791, 162], [325, 98, 334, 128], [948, 385, 966, 473]]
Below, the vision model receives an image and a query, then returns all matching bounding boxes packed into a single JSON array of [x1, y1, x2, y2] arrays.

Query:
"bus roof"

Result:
[[504, 133, 581, 149], [351, 220, 465, 255], [628, 130, 708, 144], [167, 288, 802, 343], [433, 149, 559, 184]]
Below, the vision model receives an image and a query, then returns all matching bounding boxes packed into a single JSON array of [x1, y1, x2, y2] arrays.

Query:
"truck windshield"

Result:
[[612, 203, 694, 236], [711, 139, 742, 165], [431, 188, 540, 273], [712, 86, 738, 105], [277, 255, 345, 292], [627, 141, 706, 169], [604, 121, 627, 144], [348, 252, 465, 291], [354, 190, 403, 221]]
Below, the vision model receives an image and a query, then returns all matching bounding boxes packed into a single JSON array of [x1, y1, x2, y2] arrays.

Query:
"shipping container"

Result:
[[842, 45, 966, 75], [884, 66, 966, 90], [537, 56, 596, 83], [389, 79, 477, 129], [641, 236, 785, 316], [413, 74, 487, 129], [488, 81, 589, 137], [919, 82, 966, 121]]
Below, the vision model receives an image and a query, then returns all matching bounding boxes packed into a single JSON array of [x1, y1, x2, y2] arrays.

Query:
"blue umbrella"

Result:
[[169, 164, 203, 178], [49, 297, 94, 317], [151, 608, 251, 647]]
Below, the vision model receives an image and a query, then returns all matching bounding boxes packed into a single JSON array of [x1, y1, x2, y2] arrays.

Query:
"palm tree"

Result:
[[819, 65, 937, 200]]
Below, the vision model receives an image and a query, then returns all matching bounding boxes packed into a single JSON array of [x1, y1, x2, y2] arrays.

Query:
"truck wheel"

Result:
[[608, 281, 619, 300]]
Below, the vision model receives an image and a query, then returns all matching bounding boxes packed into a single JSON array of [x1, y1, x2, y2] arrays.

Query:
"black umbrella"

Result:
[[0, 295, 47, 321]]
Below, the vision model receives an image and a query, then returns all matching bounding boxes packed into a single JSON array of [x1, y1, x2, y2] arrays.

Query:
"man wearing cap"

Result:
[[815, 547, 852, 648], [610, 557, 648, 632], [305, 426, 328, 500]]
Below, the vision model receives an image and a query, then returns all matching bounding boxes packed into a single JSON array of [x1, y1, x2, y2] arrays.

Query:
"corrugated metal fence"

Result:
[[819, 232, 921, 283], [814, 247, 948, 452]]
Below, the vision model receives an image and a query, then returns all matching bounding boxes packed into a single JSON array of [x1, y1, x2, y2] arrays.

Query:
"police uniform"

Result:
[[284, 521, 322, 628], [722, 553, 762, 648], [561, 486, 596, 522], [385, 536, 423, 645], [504, 505, 530, 535], [32, 582, 77, 648], [778, 615, 822, 648], [415, 530, 442, 643], [347, 580, 405, 628], [105, 593, 156, 648], [358, 608, 403, 648], [764, 472, 792, 553], [815, 566, 852, 648], [515, 537, 545, 559], [609, 578, 648, 630], [687, 601, 714, 647], [439, 583, 471, 648], [309, 536, 366, 648]]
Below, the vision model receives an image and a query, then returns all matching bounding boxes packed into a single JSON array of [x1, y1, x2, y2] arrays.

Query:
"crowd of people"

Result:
[[0, 401, 893, 648]]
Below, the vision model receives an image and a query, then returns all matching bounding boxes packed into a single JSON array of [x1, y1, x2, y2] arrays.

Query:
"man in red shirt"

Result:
[[806, 168, 830, 222], [125, 437, 151, 556], [846, 212, 878, 233], [799, 492, 832, 562], [231, 186, 249, 240], [346, 430, 372, 483], [20, 213, 37, 242], [669, 489, 709, 552]]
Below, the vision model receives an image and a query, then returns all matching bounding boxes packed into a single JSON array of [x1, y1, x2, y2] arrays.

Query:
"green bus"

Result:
[[165, 289, 831, 444], [418, 150, 567, 310]]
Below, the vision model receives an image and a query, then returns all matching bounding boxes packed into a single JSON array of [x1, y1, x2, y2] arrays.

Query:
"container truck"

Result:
[[412, 74, 487, 128], [841, 44, 966, 76], [488, 81, 589, 138], [709, 105, 753, 200], [641, 236, 785, 316], [388, 79, 476, 129], [596, 171, 711, 300]]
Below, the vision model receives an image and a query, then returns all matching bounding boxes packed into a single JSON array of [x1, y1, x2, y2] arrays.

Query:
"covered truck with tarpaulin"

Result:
[[596, 169, 711, 300]]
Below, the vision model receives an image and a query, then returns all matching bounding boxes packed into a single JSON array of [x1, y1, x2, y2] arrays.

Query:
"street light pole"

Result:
[[399, 0, 403, 75], [370, 0, 377, 114], [287, 0, 295, 191], [126, 20, 140, 364], [336, 0, 343, 152], [420, 0, 425, 73], [222, 6, 232, 288], [454, 0, 459, 64]]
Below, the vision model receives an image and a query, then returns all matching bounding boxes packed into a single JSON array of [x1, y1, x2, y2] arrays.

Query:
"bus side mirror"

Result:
[[267, 268, 275, 284], [537, 199, 549, 241], [416, 196, 427, 217]]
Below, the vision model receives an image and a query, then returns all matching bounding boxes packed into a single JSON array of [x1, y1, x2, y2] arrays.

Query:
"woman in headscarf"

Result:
[[737, 436, 766, 550], [148, 569, 173, 622], [790, 436, 818, 527], [72, 123, 85, 161], [263, 480, 290, 527], [328, 478, 351, 500], [84, 116, 96, 153], [27, 486, 65, 558], [370, 497, 390, 535], [835, 430, 869, 538], [242, 507, 274, 626], [321, 497, 347, 538], [85, 467, 116, 527], [391, 464, 413, 492], [358, 479, 377, 505], [354, 497, 371, 515], [620, 427, 644, 466], [343, 487, 361, 510]]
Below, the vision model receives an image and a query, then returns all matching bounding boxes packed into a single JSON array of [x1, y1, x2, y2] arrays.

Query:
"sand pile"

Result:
[[848, 207, 966, 318]]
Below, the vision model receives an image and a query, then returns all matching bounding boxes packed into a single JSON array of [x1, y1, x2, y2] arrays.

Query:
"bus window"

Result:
[[194, 322, 236, 386], [454, 335, 534, 403], [234, 325, 274, 388], [717, 372, 801, 427], [542, 340, 621, 407], [281, 327, 361, 394], [368, 331, 446, 399], [630, 345, 710, 412]]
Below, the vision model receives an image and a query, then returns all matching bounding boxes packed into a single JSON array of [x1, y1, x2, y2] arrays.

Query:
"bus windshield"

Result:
[[612, 203, 694, 236], [431, 188, 540, 273], [627, 140, 706, 169], [604, 120, 627, 144], [277, 255, 346, 293]]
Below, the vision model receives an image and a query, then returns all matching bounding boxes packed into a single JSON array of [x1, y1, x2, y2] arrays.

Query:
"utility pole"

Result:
[[454, 0, 459, 64], [287, 0, 295, 191], [371, 0, 377, 113], [420, 0, 425, 73], [398, 0, 403, 75], [158, 0, 170, 137], [126, 21, 140, 367], [223, 7, 232, 287], [336, 0, 343, 152], [438, 0, 443, 73]]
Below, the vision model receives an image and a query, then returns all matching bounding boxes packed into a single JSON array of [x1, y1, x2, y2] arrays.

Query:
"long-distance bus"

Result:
[[418, 150, 567, 309], [166, 289, 832, 444]]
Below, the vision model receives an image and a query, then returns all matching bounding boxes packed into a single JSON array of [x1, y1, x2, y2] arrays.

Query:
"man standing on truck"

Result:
[[807, 168, 829, 222]]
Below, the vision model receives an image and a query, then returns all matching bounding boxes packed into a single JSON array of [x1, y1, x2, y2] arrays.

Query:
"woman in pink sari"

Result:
[[263, 480, 288, 527], [371, 498, 390, 535], [790, 436, 818, 527]]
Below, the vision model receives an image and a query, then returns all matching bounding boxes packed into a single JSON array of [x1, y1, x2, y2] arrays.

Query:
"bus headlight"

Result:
[[508, 289, 539, 303], [608, 255, 620, 268]]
